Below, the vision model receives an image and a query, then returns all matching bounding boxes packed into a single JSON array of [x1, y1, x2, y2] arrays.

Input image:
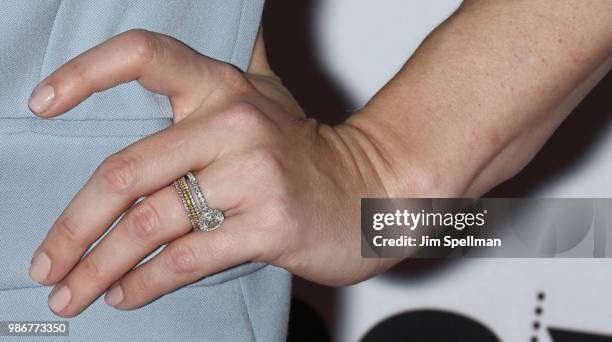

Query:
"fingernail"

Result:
[[48, 285, 71, 313], [105, 285, 124, 307], [28, 84, 55, 113], [29, 251, 51, 283]]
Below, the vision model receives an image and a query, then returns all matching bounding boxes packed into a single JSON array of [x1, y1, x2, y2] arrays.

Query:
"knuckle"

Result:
[[131, 271, 154, 297], [63, 60, 89, 88], [80, 257, 104, 283], [255, 148, 283, 172], [246, 148, 284, 178], [209, 103, 282, 145], [271, 202, 299, 238], [165, 243, 200, 275], [218, 102, 274, 132], [54, 215, 84, 245], [126, 201, 160, 243], [250, 204, 297, 261], [240, 149, 291, 207], [122, 29, 160, 65], [218, 62, 252, 93], [98, 151, 138, 194], [252, 151, 292, 198]]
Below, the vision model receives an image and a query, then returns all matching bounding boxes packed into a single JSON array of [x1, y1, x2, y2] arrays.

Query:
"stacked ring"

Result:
[[173, 172, 225, 231]]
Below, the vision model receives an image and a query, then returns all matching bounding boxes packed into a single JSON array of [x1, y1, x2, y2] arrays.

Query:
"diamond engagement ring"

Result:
[[173, 171, 225, 231]]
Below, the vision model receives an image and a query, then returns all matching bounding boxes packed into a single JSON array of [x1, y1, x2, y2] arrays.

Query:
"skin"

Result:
[[27, 0, 611, 317]]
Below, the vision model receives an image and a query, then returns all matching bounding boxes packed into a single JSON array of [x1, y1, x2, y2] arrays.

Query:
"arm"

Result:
[[342, 0, 612, 198]]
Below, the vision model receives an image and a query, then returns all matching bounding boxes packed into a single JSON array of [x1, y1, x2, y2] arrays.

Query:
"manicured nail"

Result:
[[29, 251, 51, 283], [48, 285, 71, 313], [105, 285, 124, 307], [28, 84, 55, 113]]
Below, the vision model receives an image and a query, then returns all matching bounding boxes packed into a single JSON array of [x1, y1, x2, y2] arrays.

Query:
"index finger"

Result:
[[28, 29, 237, 121]]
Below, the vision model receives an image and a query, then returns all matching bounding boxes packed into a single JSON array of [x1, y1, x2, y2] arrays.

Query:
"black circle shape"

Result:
[[361, 309, 500, 342], [287, 297, 331, 342]]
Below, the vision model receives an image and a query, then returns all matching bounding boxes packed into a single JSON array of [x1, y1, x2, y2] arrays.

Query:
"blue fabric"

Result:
[[0, 1, 292, 341]]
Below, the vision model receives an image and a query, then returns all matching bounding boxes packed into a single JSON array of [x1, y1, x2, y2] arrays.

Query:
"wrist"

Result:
[[342, 111, 465, 198], [315, 122, 390, 198]]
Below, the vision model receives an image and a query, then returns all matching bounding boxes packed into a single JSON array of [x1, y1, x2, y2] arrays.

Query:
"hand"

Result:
[[27, 29, 395, 317]]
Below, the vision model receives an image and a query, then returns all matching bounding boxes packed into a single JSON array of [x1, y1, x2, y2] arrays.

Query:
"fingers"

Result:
[[101, 151, 290, 310], [45, 185, 189, 317], [31, 101, 273, 289], [30, 119, 216, 286], [43, 160, 250, 317], [28, 29, 240, 120], [105, 215, 261, 310]]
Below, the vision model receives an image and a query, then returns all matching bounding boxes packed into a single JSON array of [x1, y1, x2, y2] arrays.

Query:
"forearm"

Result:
[[344, 0, 612, 197]]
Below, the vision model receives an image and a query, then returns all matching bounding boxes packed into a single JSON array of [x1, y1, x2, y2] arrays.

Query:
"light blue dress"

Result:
[[0, 1, 291, 341]]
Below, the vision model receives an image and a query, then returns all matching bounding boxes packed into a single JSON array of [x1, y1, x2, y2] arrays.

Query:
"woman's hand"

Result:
[[27, 29, 396, 317]]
